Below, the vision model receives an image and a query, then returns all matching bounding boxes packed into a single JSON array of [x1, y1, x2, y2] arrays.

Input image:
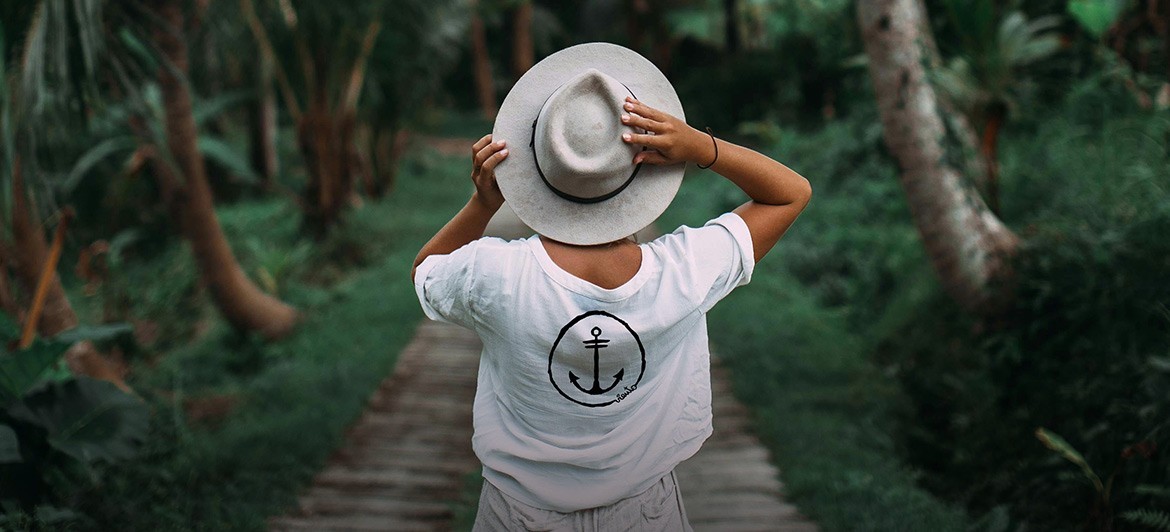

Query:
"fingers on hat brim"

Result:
[[624, 132, 664, 149], [622, 112, 662, 133]]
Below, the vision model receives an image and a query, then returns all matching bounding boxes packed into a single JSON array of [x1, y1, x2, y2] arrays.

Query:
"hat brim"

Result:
[[492, 42, 685, 245]]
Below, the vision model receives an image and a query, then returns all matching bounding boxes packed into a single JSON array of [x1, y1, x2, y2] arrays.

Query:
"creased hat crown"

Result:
[[532, 69, 642, 202]]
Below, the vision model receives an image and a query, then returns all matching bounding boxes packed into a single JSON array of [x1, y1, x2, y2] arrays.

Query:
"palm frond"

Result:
[[18, 0, 105, 120], [1121, 509, 1170, 531]]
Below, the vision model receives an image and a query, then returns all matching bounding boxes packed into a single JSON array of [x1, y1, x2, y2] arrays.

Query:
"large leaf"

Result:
[[1067, 0, 1126, 39], [0, 340, 68, 406], [49, 323, 132, 345], [8, 377, 148, 464], [198, 137, 259, 184], [0, 424, 20, 463], [61, 135, 138, 192]]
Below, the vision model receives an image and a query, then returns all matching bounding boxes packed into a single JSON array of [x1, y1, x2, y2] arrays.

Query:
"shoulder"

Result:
[[647, 212, 751, 257]]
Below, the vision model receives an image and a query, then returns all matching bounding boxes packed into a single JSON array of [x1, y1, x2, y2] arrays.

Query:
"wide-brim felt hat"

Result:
[[492, 42, 685, 245]]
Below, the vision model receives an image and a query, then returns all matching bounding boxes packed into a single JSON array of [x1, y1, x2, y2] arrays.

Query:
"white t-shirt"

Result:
[[412, 212, 755, 512]]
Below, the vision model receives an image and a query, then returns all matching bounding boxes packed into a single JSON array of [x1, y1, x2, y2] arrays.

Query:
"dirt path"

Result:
[[270, 209, 816, 531]]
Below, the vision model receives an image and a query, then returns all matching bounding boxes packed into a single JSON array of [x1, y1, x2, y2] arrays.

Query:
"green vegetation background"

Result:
[[6, 0, 1168, 529]]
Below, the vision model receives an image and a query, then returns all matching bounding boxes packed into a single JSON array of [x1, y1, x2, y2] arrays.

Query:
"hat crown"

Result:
[[533, 69, 641, 201]]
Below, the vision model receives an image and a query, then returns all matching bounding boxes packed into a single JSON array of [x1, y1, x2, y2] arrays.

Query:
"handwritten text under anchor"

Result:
[[569, 327, 624, 395]]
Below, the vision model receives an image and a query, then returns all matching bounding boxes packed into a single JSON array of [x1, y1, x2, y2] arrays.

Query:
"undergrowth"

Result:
[[65, 149, 472, 531]]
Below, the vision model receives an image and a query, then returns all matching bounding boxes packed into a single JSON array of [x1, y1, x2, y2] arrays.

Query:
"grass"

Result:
[[68, 148, 475, 531]]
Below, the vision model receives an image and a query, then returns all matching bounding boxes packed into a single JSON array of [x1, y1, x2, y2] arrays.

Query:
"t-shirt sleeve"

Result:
[[659, 211, 756, 313], [412, 241, 480, 330]]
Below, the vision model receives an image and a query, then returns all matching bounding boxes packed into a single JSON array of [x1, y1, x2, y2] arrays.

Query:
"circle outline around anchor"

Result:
[[547, 310, 646, 408]]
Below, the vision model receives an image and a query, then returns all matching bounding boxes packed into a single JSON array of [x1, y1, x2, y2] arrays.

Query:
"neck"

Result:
[[540, 235, 634, 249]]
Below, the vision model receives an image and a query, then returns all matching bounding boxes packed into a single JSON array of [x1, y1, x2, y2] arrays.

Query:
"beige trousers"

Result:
[[471, 470, 693, 532]]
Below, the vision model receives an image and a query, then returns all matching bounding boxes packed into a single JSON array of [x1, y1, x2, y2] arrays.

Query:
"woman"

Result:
[[413, 43, 811, 531]]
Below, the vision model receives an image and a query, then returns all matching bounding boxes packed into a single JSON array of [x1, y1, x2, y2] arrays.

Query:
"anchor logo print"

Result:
[[548, 310, 645, 408], [569, 327, 625, 395]]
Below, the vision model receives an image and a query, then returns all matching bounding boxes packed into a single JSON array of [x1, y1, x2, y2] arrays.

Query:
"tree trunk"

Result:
[[858, 0, 1019, 314], [249, 52, 279, 187], [298, 103, 356, 236], [723, 0, 740, 53], [368, 128, 410, 198], [9, 158, 129, 392], [469, 0, 497, 120], [150, 0, 298, 340], [512, 1, 534, 78], [980, 104, 1005, 216]]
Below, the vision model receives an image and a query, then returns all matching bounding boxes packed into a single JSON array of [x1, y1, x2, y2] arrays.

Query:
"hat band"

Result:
[[529, 84, 645, 205]]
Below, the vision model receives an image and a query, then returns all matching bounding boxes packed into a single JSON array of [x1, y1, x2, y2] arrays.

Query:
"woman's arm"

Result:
[[411, 135, 509, 281], [620, 97, 812, 263]]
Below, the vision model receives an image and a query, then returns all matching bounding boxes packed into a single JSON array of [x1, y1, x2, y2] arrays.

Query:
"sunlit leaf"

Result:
[[1067, 0, 1126, 38], [1035, 427, 1105, 494], [8, 377, 148, 464]]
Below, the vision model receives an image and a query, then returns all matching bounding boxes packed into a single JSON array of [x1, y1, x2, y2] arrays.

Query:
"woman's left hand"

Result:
[[619, 96, 714, 167]]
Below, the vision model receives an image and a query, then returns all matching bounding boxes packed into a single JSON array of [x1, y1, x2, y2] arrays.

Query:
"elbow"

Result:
[[795, 177, 813, 207]]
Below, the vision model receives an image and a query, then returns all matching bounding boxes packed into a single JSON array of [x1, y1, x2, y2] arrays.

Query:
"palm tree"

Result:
[[33, 0, 300, 340], [239, 0, 390, 234], [933, 0, 1062, 214], [857, 0, 1020, 315], [469, 0, 498, 120], [359, 1, 466, 197], [512, 0, 535, 78], [144, 0, 299, 339]]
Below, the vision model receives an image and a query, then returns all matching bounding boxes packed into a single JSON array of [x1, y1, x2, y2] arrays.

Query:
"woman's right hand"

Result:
[[471, 134, 508, 211]]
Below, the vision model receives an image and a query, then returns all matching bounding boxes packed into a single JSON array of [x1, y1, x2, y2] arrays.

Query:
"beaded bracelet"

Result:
[[696, 126, 718, 169]]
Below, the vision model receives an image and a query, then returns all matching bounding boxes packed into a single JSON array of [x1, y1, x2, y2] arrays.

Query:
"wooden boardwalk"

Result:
[[270, 207, 816, 531]]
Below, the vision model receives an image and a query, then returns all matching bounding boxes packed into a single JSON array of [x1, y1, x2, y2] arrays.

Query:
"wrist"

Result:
[[691, 126, 718, 169], [470, 191, 504, 214]]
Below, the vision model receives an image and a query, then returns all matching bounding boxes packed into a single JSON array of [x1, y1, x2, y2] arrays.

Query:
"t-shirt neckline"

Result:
[[527, 236, 653, 301]]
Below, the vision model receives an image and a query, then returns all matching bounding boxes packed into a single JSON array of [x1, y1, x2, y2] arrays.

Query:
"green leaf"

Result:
[[0, 313, 20, 341], [62, 136, 139, 192], [1035, 427, 1105, 494], [118, 27, 157, 71], [193, 90, 252, 127], [0, 340, 69, 405], [8, 377, 148, 464], [1120, 509, 1170, 531], [1134, 484, 1170, 498], [49, 323, 133, 345], [0, 424, 20, 463], [1067, 0, 1126, 39], [198, 137, 259, 184]]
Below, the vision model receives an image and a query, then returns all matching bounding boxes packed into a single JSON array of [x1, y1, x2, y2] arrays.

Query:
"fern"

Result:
[[1121, 509, 1170, 531]]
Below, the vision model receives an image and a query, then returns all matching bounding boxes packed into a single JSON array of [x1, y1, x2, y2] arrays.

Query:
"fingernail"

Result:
[[621, 114, 630, 122], [497, 140, 506, 147], [500, 149, 509, 155], [624, 103, 633, 110], [622, 133, 632, 141]]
